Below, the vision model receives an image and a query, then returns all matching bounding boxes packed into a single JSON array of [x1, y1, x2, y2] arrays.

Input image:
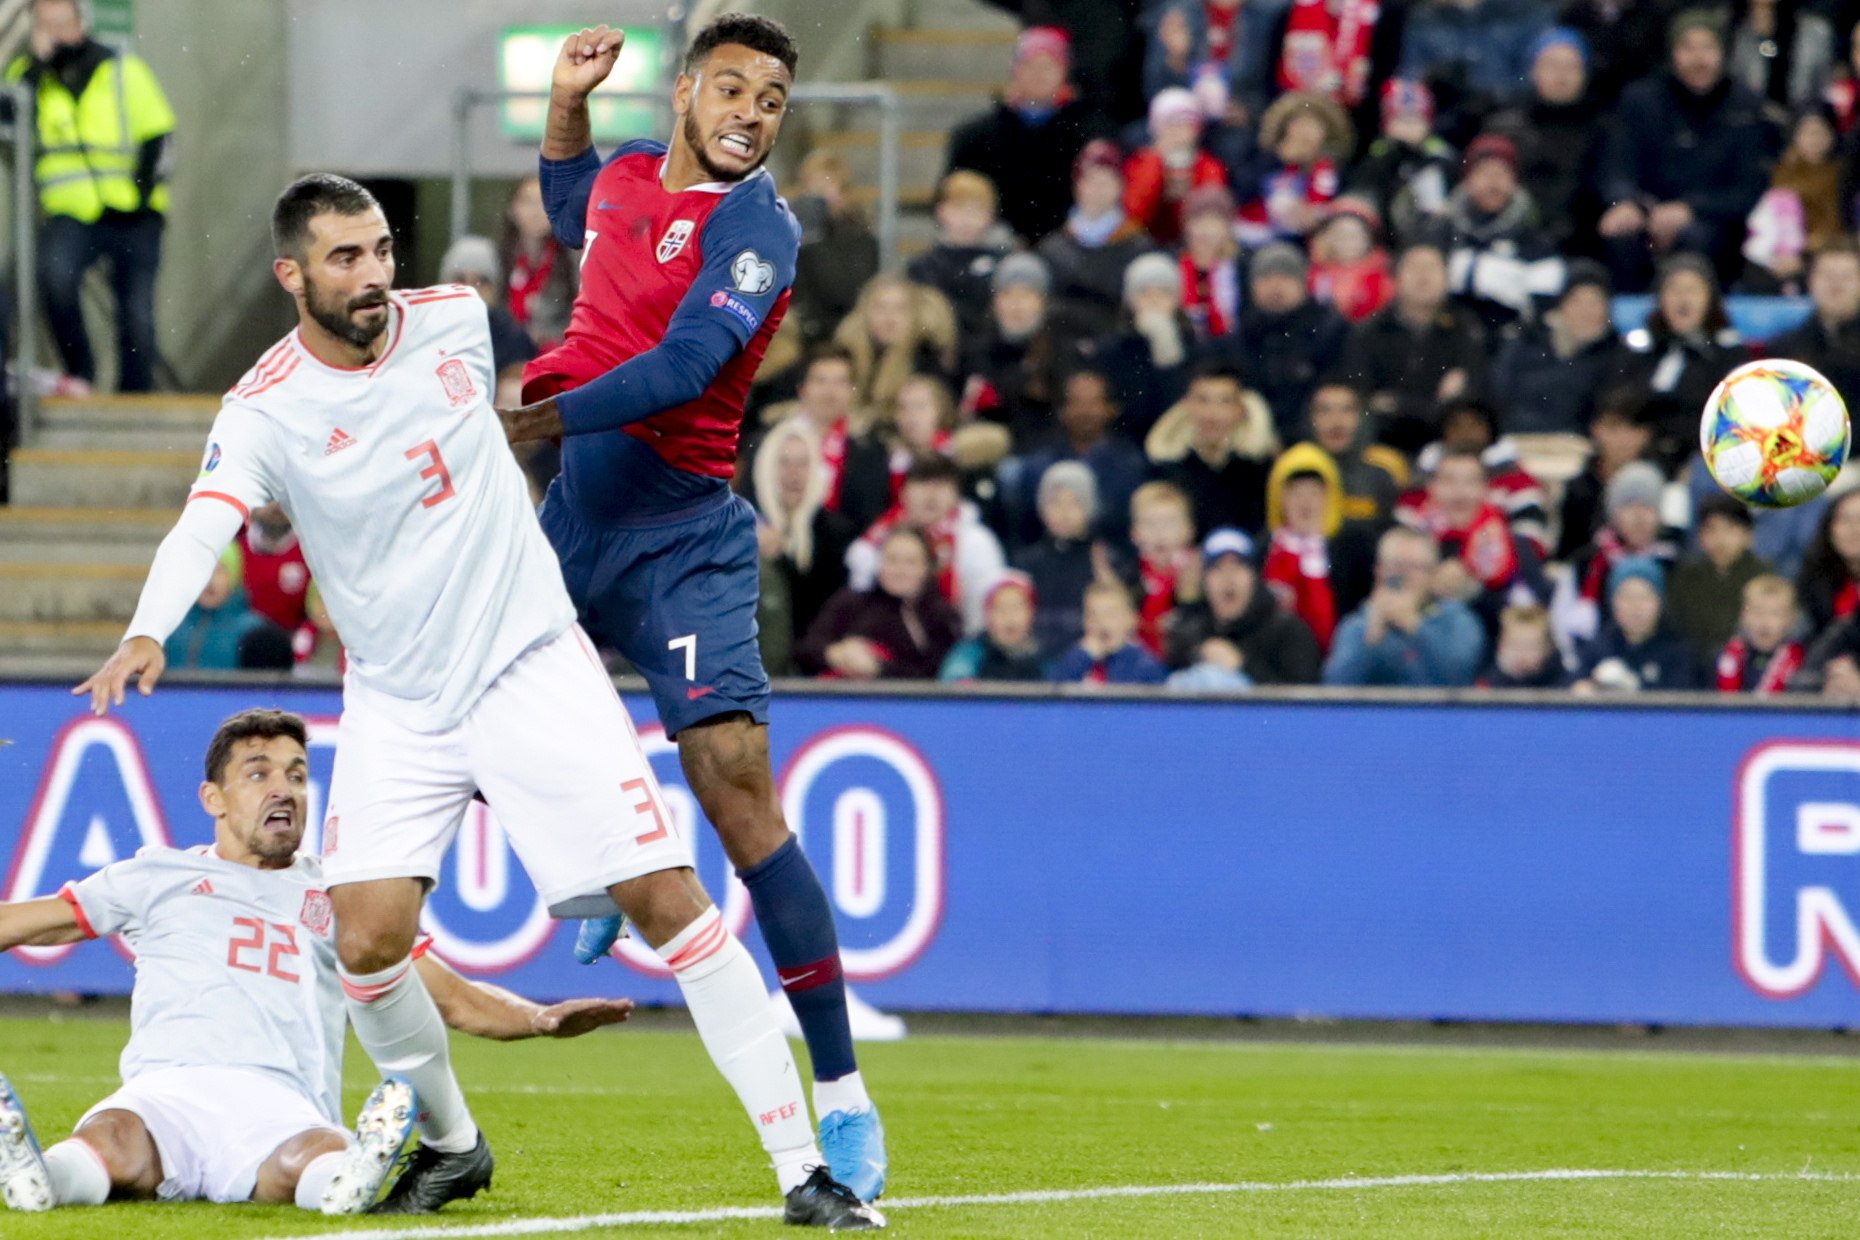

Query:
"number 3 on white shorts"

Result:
[[669, 634, 697, 681]]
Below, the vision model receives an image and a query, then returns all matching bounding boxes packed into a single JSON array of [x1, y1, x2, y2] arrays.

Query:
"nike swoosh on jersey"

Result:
[[597, 200, 619, 210], [686, 686, 717, 700]]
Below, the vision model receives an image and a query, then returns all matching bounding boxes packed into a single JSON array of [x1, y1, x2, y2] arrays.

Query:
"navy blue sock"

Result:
[[739, 836, 858, 1083]]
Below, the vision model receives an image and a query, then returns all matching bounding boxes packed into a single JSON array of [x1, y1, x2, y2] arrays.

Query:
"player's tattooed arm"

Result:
[[544, 25, 624, 160], [0, 896, 88, 951], [499, 396, 566, 445], [414, 952, 633, 1040]]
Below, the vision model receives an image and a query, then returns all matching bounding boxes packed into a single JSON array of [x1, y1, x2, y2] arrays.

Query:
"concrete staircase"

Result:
[[0, 395, 215, 671]]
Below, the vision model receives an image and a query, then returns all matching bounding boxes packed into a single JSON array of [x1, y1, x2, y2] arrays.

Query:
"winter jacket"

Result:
[[907, 241, 1009, 345], [1046, 640, 1170, 684], [1145, 392, 1278, 536], [1428, 186, 1565, 331], [1163, 589, 1324, 684], [947, 98, 1109, 243], [1569, 623, 1701, 690], [1398, 0, 1551, 103], [1123, 146, 1231, 246], [1489, 320, 1622, 435], [1321, 598, 1487, 685], [939, 636, 1047, 682], [1599, 72, 1775, 234], [792, 206, 880, 344], [1037, 220, 1154, 340], [1607, 326, 1747, 474], [1350, 134, 1456, 227], [1484, 96, 1605, 248], [1667, 548, 1771, 674], [1205, 298, 1350, 441], [1089, 325, 1195, 441], [1338, 300, 1490, 454], [164, 587, 269, 671], [1013, 535, 1096, 657], [961, 325, 1074, 451], [1768, 313, 1860, 414], [795, 586, 963, 680]]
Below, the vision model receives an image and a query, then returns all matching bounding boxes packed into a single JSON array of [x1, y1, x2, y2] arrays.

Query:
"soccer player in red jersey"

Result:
[[499, 17, 888, 1205]]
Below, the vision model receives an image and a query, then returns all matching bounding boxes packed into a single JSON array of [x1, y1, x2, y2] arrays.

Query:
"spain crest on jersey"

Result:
[[436, 358, 476, 408], [658, 219, 695, 263], [300, 889, 333, 937]]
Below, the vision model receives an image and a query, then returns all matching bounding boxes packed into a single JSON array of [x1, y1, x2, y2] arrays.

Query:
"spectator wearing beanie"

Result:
[[1351, 79, 1456, 231], [1306, 196, 1394, 324], [1606, 252, 1745, 474], [1124, 86, 1229, 245], [1089, 252, 1195, 440], [1147, 361, 1278, 537], [960, 251, 1071, 450], [1489, 259, 1622, 435], [946, 26, 1110, 244], [1235, 91, 1352, 247], [1164, 528, 1323, 683], [1179, 184, 1243, 340], [1568, 555, 1699, 690], [1669, 492, 1770, 669], [939, 572, 1047, 681], [1555, 458, 1683, 650], [1039, 139, 1155, 340], [1210, 243, 1349, 442], [1013, 459, 1101, 656], [438, 234, 536, 374], [1485, 28, 1604, 250], [1596, 10, 1773, 291], [1714, 574, 1806, 693], [907, 170, 1011, 344], [1431, 133, 1565, 333]]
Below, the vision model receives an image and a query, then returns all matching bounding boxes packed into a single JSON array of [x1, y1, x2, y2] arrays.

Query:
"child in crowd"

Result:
[[1479, 604, 1564, 688], [1305, 196, 1393, 322], [940, 572, 1047, 682], [1569, 557, 1698, 692], [1047, 580, 1171, 684], [906, 170, 1010, 343], [1125, 86, 1227, 245], [1237, 90, 1350, 247], [1124, 480, 1202, 655], [1262, 444, 1346, 650], [1178, 184, 1243, 340], [1014, 460, 1100, 656], [1715, 574, 1806, 693], [1555, 460, 1680, 652], [1349, 79, 1453, 231], [1556, 386, 1657, 560], [1745, 107, 1843, 293]]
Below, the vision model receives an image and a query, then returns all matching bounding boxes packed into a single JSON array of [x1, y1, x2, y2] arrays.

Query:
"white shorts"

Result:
[[322, 625, 694, 917], [80, 1066, 346, 1203]]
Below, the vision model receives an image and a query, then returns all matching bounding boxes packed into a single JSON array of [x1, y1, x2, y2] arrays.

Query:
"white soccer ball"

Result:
[[1700, 359, 1851, 508]]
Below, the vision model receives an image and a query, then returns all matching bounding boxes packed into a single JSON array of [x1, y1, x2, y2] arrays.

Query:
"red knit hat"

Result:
[[1015, 25, 1070, 69], [1462, 133, 1519, 177]]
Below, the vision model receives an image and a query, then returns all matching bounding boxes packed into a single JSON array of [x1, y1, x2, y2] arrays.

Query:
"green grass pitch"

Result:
[[1, 1014, 1857, 1237]]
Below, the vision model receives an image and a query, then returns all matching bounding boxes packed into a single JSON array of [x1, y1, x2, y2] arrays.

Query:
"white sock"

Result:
[[813, 1070, 872, 1118], [293, 1148, 347, 1211], [339, 956, 479, 1154], [661, 908, 821, 1194], [43, 1140, 109, 1206]]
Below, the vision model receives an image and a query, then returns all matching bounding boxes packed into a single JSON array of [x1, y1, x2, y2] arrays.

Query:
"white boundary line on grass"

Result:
[[253, 1169, 1860, 1239]]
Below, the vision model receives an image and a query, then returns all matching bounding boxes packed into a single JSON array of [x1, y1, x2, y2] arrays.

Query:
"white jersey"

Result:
[[60, 846, 347, 1124], [190, 286, 575, 731]]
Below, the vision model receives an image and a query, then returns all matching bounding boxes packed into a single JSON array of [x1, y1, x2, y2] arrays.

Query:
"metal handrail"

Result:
[[448, 82, 904, 270]]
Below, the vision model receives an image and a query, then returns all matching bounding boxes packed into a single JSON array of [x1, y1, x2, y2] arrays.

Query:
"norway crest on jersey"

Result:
[[300, 889, 333, 937], [658, 219, 695, 263], [436, 357, 476, 408]]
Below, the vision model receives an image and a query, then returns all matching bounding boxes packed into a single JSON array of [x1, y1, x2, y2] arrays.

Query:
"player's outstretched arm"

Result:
[[0, 896, 87, 951], [415, 952, 634, 1041], [544, 25, 623, 161], [73, 499, 244, 714]]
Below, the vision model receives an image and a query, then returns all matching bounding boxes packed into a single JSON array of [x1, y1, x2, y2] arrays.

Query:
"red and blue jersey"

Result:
[[524, 139, 799, 523]]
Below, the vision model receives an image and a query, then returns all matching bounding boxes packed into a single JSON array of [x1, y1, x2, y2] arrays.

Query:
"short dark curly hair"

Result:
[[204, 709, 309, 784], [685, 13, 798, 77]]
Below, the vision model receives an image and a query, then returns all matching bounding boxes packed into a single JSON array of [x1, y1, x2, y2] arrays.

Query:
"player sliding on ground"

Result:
[[0, 709, 634, 1215], [73, 175, 881, 1228], [501, 16, 888, 1202]]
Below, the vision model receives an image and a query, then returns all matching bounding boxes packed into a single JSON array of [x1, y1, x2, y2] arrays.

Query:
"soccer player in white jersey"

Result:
[[0, 709, 635, 1215], [72, 175, 881, 1228]]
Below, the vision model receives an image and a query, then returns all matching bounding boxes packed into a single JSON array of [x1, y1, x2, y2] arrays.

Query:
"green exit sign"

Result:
[[498, 25, 665, 143]]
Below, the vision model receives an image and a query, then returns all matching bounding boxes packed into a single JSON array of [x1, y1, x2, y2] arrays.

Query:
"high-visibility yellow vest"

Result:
[[4, 50, 174, 222]]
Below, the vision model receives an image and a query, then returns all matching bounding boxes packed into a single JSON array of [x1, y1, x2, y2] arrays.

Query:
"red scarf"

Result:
[[861, 504, 960, 607], [888, 432, 953, 503], [506, 241, 557, 330], [1263, 530, 1336, 651], [1307, 252, 1393, 322], [1277, 0, 1379, 106], [1407, 500, 1518, 590], [1837, 580, 1860, 619], [819, 417, 851, 513], [1180, 253, 1240, 338], [1716, 637, 1805, 694], [1205, 1, 1240, 60], [1137, 553, 1185, 654]]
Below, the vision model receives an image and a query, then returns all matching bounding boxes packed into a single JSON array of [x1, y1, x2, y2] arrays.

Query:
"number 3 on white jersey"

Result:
[[669, 633, 697, 680]]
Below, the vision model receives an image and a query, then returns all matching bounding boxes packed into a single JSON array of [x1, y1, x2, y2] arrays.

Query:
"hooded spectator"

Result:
[[1478, 602, 1565, 687], [1323, 523, 1486, 685], [1569, 555, 1700, 689], [799, 527, 963, 679], [832, 273, 959, 414], [164, 555, 277, 672], [1047, 579, 1171, 684], [1039, 139, 1155, 339], [1668, 492, 1771, 667], [1431, 132, 1565, 331], [1305, 379, 1410, 524], [1795, 485, 1860, 633], [1608, 253, 1747, 473], [1597, 11, 1776, 289], [1178, 185, 1243, 341], [1306, 196, 1395, 323], [1339, 241, 1490, 453], [1556, 384, 1659, 559], [1768, 242, 1860, 409], [959, 252, 1073, 449], [1489, 259, 1622, 435], [846, 455, 1008, 636], [1147, 361, 1278, 536], [1236, 90, 1352, 246], [788, 149, 880, 346], [1089, 252, 1195, 440], [499, 175, 578, 349], [1484, 28, 1604, 250], [1262, 442, 1378, 646], [946, 26, 1110, 243], [752, 417, 860, 660], [907, 170, 1011, 344], [1014, 459, 1101, 655], [1351, 78, 1457, 230], [1125, 86, 1230, 245], [1164, 528, 1324, 682], [1000, 365, 1146, 547], [940, 572, 1047, 681], [1726, 0, 1834, 111]]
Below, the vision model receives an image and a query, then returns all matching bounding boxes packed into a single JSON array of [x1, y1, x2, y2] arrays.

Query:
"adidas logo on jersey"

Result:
[[190, 879, 214, 897], [324, 428, 356, 456]]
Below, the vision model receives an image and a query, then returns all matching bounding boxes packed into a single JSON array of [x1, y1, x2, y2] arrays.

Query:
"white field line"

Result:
[[252, 1169, 1860, 1240]]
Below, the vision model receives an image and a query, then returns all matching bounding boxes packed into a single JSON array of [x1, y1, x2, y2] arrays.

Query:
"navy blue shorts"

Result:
[[540, 488, 770, 737]]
